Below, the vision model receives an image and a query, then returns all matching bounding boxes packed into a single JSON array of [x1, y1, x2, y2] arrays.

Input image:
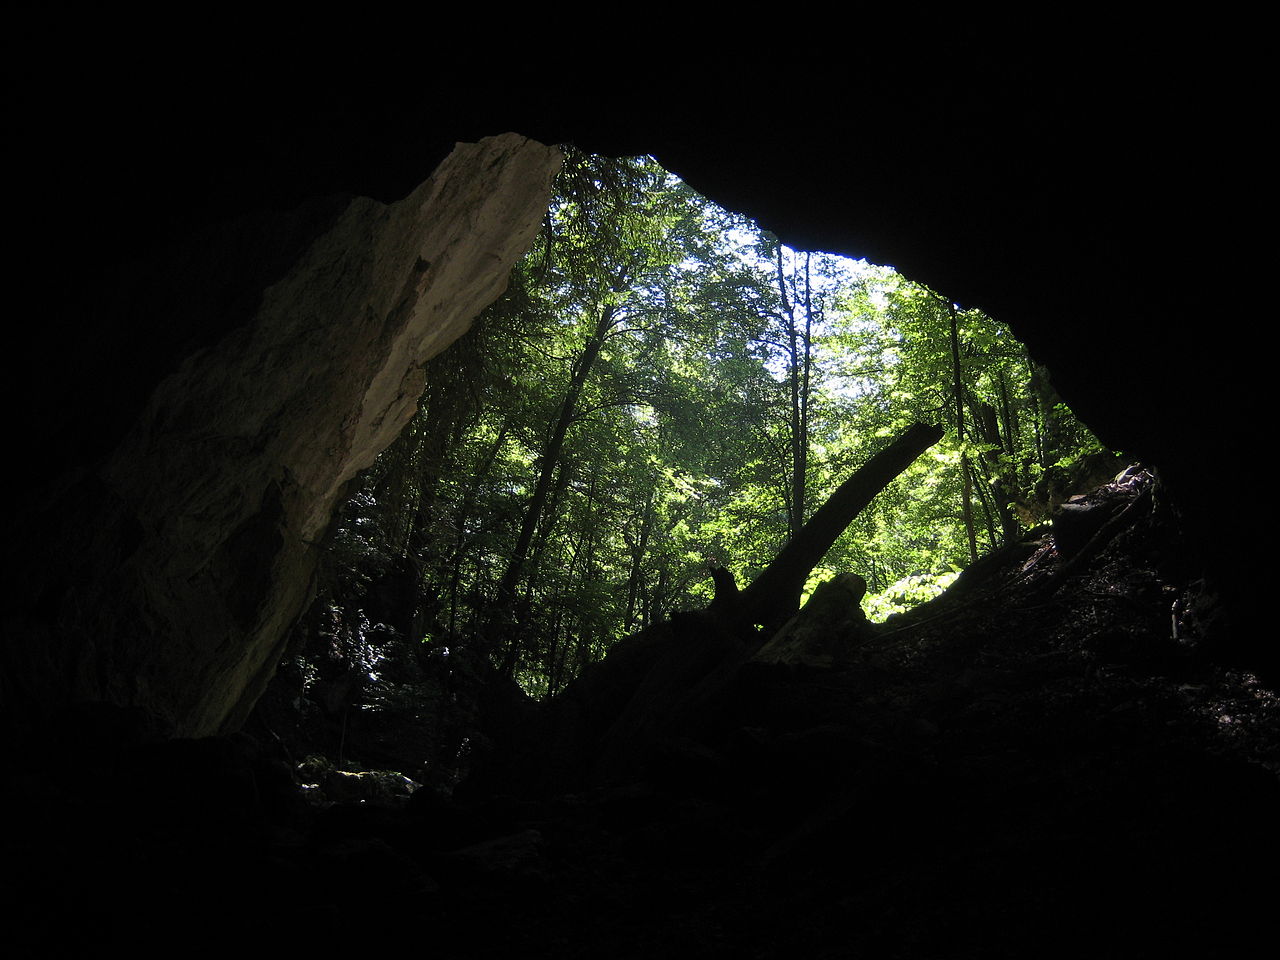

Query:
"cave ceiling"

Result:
[[12, 43, 1262, 608], [19, 54, 1260, 461]]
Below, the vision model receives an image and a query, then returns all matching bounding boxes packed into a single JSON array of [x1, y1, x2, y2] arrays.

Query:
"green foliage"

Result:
[[865, 569, 962, 621], [314, 151, 1109, 698]]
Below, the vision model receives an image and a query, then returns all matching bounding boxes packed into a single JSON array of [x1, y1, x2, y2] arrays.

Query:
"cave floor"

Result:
[[9, 481, 1278, 957], [395, 509, 1278, 959]]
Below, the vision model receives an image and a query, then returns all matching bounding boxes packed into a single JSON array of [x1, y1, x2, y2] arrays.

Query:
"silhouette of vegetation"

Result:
[[299, 150, 1107, 701]]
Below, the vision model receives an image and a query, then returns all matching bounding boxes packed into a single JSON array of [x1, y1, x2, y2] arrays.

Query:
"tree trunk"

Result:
[[776, 247, 814, 539], [445, 423, 509, 637], [969, 393, 1020, 544], [494, 273, 628, 612], [624, 492, 656, 632], [727, 422, 944, 628], [946, 301, 978, 564]]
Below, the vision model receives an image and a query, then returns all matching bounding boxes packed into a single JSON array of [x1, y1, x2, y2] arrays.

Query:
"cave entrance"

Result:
[[292, 149, 1109, 717]]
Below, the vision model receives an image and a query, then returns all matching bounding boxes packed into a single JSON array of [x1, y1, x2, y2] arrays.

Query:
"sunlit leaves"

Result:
[[327, 151, 1108, 698]]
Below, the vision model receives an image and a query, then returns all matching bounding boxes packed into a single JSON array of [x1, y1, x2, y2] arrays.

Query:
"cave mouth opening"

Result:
[[293, 148, 1113, 714], [13, 85, 1280, 955]]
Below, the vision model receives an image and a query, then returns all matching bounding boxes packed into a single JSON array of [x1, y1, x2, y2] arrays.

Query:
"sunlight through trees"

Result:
[[314, 150, 1108, 696]]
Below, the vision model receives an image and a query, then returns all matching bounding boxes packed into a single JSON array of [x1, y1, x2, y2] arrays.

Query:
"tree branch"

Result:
[[727, 422, 945, 627]]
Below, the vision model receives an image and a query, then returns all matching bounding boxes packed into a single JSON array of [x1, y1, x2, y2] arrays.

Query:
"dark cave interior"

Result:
[[5, 42, 1274, 956]]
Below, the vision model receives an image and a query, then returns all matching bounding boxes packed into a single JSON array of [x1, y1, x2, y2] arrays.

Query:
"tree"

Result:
[[297, 151, 1111, 701]]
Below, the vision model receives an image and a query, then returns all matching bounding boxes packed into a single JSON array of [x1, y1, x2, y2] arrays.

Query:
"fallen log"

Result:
[[581, 423, 943, 780], [728, 422, 945, 629], [465, 423, 944, 794]]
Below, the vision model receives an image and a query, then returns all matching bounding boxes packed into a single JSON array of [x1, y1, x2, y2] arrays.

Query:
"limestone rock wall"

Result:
[[13, 134, 561, 737]]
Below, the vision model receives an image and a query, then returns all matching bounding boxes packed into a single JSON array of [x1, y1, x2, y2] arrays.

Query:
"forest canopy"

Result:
[[314, 150, 1108, 698]]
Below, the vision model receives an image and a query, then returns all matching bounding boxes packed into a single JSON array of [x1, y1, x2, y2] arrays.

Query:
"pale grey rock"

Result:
[[69, 134, 561, 735]]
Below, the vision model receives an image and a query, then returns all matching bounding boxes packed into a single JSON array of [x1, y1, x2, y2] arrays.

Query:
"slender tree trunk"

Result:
[[1028, 358, 1062, 469], [650, 564, 669, 626], [624, 492, 656, 632], [525, 461, 573, 590], [545, 614, 562, 697], [1027, 361, 1047, 472], [446, 423, 509, 637], [996, 369, 1019, 468], [969, 393, 1020, 544], [776, 248, 815, 539], [798, 254, 813, 531], [968, 452, 1000, 550], [495, 298, 620, 609], [500, 464, 602, 679], [946, 301, 978, 563]]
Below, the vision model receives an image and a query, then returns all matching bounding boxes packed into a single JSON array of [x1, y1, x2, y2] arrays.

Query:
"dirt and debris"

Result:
[[7, 468, 1277, 956]]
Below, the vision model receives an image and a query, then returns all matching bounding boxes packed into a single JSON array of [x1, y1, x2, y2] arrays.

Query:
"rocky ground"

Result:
[[9, 469, 1277, 956]]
